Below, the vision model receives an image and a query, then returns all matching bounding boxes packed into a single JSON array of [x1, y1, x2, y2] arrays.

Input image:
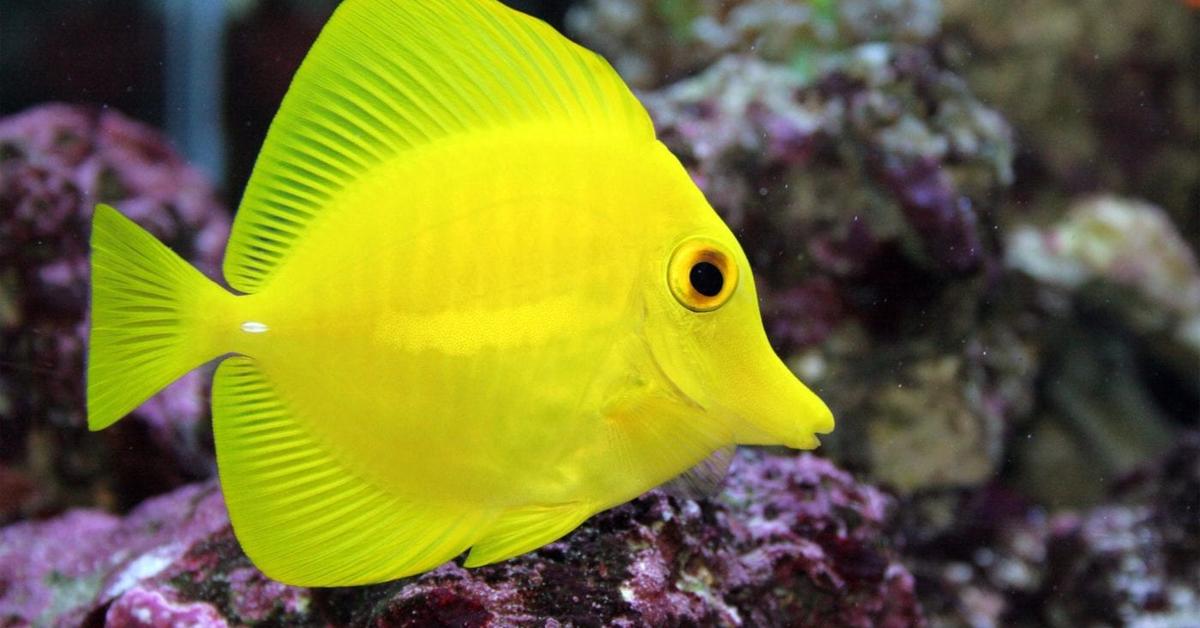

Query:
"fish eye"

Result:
[[668, 238, 738, 312], [690, 262, 723, 297]]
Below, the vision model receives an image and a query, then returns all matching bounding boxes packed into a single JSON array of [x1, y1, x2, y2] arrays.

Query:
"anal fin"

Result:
[[213, 356, 493, 586], [464, 502, 594, 568]]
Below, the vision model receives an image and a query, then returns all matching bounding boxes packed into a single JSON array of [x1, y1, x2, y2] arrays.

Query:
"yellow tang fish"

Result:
[[87, 0, 834, 586]]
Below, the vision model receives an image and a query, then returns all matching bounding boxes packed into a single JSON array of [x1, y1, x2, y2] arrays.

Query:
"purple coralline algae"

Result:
[[0, 451, 922, 626], [104, 588, 229, 628], [568, 0, 942, 88], [0, 481, 310, 626], [0, 104, 230, 518], [911, 433, 1200, 626]]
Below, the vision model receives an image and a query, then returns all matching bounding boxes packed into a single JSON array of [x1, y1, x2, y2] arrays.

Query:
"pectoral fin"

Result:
[[660, 445, 737, 500]]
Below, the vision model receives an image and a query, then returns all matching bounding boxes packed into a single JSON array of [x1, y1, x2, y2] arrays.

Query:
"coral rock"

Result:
[[0, 451, 922, 626], [0, 481, 310, 626], [0, 104, 230, 516], [1007, 195, 1200, 355], [1037, 433, 1200, 625], [908, 433, 1200, 626], [568, 0, 943, 89]]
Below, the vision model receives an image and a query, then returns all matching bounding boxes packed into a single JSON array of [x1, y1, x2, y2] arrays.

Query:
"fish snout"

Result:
[[727, 353, 834, 450]]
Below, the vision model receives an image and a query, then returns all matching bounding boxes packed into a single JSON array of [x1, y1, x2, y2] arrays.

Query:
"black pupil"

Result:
[[689, 261, 724, 297]]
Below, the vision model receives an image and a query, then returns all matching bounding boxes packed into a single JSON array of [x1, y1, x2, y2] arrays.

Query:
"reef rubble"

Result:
[[0, 451, 921, 626]]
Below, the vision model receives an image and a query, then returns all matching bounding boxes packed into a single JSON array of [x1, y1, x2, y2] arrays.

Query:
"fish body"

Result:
[[87, 0, 833, 586], [232, 132, 728, 507]]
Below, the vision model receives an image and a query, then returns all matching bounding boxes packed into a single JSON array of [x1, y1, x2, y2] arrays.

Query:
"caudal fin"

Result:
[[87, 204, 234, 431]]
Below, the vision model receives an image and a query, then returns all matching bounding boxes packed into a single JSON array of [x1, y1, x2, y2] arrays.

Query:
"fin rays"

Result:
[[224, 0, 653, 293], [87, 205, 233, 430], [213, 356, 497, 585], [212, 356, 610, 584]]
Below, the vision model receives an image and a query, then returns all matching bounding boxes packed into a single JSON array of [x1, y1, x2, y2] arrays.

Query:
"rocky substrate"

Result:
[[1, 451, 920, 626]]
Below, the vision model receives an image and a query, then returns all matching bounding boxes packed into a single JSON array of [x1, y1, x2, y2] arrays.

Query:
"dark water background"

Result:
[[0, 0, 575, 200]]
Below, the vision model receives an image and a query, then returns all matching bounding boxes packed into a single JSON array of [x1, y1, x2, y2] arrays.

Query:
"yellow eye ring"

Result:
[[668, 238, 739, 312]]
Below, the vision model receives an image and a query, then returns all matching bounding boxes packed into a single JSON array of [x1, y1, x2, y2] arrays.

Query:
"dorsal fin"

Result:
[[224, 0, 655, 293]]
